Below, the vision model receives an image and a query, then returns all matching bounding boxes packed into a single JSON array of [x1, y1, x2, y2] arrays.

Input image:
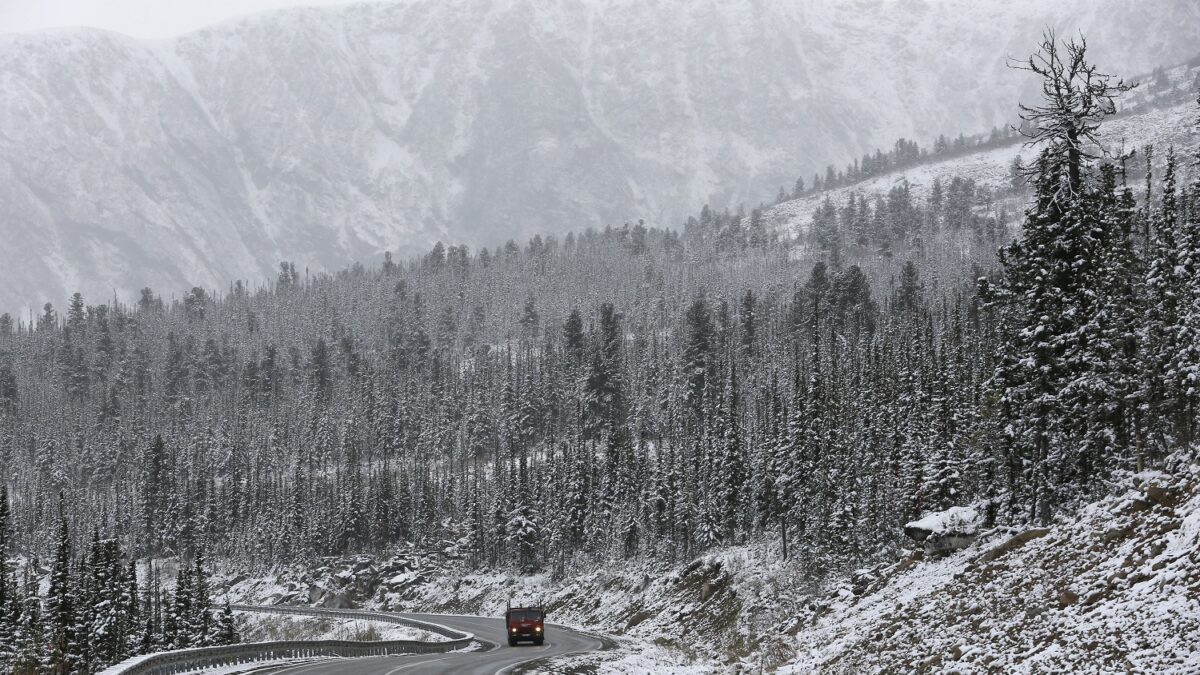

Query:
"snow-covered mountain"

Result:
[[1, 0, 1198, 313]]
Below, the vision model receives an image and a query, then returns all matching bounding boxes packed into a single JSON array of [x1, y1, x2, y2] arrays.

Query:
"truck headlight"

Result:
[[535, 626, 542, 632], [510, 627, 517, 633]]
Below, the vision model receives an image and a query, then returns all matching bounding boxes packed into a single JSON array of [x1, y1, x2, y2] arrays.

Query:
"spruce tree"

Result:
[[11, 568, 43, 675], [992, 31, 1135, 521], [191, 550, 213, 645], [1143, 150, 1185, 459], [896, 261, 922, 312], [216, 602, 239, 646], [0, 486, 11, 666], [45, 512, 77, 674], [682, 297, 715, 416], [562, 309, 585, 361], [141, 435, 167, 556], [120, 561, 140, 660], [718, 362, 747, 541], [1170, 99, 1200, 444]]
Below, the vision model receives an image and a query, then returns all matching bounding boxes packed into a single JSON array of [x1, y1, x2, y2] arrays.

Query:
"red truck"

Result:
[[504, 605, 546, 646]]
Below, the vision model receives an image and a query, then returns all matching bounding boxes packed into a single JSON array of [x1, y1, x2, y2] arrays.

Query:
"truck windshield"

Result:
[[510, 610, 541, 621]]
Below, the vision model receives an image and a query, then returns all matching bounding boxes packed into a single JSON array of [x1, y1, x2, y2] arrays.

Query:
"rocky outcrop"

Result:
[[241, 553, 439, 610], [904, 506, 982, 555]]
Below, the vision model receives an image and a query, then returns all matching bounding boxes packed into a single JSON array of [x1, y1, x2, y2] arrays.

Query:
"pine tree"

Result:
[[584, 304, 628, 445], [992, 31, 1135, 521], [0, 486, 12, 665], [137, 564, 161, 656], [739, 291, 757, 357], [812, 197, 842, 263], [682, 297, 715, 417], [1144, 150, 1186, 459], [1083, 163, 1141, 476], [11, 568, 43, 675], [120, 561, 140, 659], [165, 565, 191, 649], [896, 261, 922, 312], [562, 309, 584, 361], [45, 511, 77, 674], [694, 492, 721, 551], [1169, 102, 1200, 444], [141, 435, 167, 556], [190, 550, 213, 646], [505, 505, 540, 572], [216, 602, 239, 646], [718, 363, 747, 541]]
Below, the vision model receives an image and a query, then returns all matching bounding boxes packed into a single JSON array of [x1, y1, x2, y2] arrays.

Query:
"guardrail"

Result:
[[96, 604, 475, 675], [230, 604, 471, 641]]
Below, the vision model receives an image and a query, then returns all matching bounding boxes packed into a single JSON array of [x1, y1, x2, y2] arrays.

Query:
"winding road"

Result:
[[252, 611, 604, 675]]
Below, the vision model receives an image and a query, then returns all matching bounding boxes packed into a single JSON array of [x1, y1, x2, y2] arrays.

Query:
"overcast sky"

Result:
[[0, 0, 353, 38]]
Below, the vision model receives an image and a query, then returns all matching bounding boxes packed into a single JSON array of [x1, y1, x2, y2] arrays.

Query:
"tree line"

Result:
[[778, 54, 1199, 203]]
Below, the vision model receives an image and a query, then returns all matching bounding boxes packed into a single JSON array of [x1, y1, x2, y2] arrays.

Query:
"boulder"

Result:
[[322, 591, 356, 609], [1145, 484, 1182, 508], [976, 527, 1050, 563], [1057, 588, 1079, 607], [379, 558, 415, 577], [905, 506, 982, 555]]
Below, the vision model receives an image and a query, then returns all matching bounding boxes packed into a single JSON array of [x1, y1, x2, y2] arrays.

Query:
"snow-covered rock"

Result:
[[905, 505, 983, 554]]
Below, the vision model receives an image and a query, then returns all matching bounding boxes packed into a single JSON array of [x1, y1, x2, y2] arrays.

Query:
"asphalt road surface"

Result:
[[253, 612, 604, 675]]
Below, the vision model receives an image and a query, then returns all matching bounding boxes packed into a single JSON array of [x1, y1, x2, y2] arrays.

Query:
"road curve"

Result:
[[254, 611, 603, 675]]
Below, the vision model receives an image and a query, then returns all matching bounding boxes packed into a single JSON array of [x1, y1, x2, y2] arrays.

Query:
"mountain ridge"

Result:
[[2, 0, 1198, 314]]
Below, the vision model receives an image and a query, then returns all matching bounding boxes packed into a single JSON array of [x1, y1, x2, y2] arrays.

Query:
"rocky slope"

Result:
[[780, 456, 1200, 673], [3, 0, 1199, 313]]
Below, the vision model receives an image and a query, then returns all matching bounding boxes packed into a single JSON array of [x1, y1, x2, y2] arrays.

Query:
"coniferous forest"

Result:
[[0, 32, 1199, 674]]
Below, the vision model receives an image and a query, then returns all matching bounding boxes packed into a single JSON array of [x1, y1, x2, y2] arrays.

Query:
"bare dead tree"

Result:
[[1009, 29, 1137, 195], [1194, 86, 1200, 170]]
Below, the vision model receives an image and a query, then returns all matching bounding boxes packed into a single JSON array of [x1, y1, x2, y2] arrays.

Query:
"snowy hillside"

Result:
[[2, 0, 1199, 313], [780, 456, 1200, 672], [215, 453, 1200, 672], [765, 98, 1200, 238]]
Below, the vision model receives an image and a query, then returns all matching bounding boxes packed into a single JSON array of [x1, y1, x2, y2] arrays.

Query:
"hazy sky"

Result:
[[0, 0, 353, 38]]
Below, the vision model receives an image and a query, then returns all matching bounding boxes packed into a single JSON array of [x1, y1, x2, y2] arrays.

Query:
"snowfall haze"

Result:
[[0, 0, 1197, 313]]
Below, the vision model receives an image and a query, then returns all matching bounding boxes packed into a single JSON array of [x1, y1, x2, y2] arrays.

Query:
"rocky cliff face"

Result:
[[2, 0, 1198, 313]]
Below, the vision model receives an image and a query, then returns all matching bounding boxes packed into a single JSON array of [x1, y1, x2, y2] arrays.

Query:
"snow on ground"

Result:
[[217, 450, 1200, 673], [237, 610, 441, 643], [780, 456, 1200, 673], [519, 641, 712, 675], [220, 540, 825, 671], [766, 99, 1200, 239]]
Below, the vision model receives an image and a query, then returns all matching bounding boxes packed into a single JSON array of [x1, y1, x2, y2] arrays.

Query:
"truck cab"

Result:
[[504, 606, 546, 646]]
